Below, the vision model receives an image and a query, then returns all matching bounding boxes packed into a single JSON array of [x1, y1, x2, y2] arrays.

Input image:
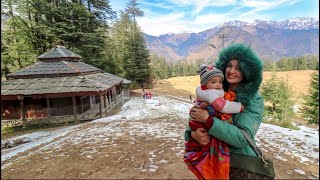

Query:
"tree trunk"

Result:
[[87, 0, 91, 12]]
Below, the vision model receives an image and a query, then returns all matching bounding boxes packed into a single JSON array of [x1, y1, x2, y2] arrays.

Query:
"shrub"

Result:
[[1, 126, 14, 134]]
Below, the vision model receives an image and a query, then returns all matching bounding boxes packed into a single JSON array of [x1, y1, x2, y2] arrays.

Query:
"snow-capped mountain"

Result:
[[259, 17, 319, 30], [144, 17, 319, 61], [223, 17, 319, 30]]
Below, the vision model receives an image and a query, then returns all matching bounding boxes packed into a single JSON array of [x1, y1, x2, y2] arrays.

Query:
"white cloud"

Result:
[[241, 0, 277, 8], [194, 13, 232, 25], [164, 0, 237, 14], [138, 12, 190, 35], [137, 5, 270, 35], [240, 0, 301, 8], [134, 0, 315, 35], [136, 0, 237, 35], [139, 1, 175, 10], [137, 10, 228, 35], [165, 0, 235, 6], [238, 0, 303, 18]]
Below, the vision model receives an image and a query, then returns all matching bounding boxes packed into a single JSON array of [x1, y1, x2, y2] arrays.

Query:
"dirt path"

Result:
[[1, 114, 195, 179]]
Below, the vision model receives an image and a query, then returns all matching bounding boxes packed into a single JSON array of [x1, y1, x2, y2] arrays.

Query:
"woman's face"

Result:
[[225, 59, 244, 85]]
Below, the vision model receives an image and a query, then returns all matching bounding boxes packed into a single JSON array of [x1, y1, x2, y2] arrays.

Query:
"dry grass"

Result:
[[140, 70, 317, 103], [263, 70, 316, 101]]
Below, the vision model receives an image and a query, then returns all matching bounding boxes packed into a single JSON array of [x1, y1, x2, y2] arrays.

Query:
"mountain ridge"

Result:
[[144, 17, 319, 61]]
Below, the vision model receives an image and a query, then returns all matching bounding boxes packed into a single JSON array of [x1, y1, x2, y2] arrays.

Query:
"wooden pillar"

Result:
[[46, 97, 51, 117], [89, 95, 93, 108], [72, 96, 78, 123], [99, 94, 102, 118], [114, 88, 116, 104], [121, 90, 124, 105], [80, 97, 83, 114], [108, 90, 112, 110], [106, 92, 109, 111], [108, 91, 110, 104], [18, 95, 26, 128], [103, 93, 106, 109]]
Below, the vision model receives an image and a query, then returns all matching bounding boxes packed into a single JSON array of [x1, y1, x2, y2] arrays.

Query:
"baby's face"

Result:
[[205, 76, 223, 90]]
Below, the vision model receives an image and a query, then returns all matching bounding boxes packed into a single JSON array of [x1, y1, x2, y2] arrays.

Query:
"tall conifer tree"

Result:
[[301, 71, 319, 124]]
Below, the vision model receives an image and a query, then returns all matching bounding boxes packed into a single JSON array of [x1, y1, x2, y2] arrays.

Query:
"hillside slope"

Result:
[[144, 18, 319, 61]]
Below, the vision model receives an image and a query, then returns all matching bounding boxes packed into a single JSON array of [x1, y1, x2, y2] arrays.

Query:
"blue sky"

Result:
[[109, 0, 319, 36]]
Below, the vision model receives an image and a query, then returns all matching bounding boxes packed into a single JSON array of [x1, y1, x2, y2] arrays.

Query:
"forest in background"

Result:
[[150, 54, 319, 81]]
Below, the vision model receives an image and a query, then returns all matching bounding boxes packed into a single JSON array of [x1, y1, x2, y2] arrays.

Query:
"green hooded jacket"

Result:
[[185, 43, 264, 156]]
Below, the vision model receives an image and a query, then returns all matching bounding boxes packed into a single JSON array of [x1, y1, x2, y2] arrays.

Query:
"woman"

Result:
[[185, 43, 265, 179]]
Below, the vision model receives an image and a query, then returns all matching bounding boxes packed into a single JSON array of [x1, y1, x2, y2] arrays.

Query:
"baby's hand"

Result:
[[199, 102, 210, 109], [241, 104, 245, 112]]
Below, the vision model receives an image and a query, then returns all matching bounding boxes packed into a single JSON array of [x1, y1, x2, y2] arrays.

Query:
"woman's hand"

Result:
[[191, 128, 210, 145], [190, 105, 209, 123]]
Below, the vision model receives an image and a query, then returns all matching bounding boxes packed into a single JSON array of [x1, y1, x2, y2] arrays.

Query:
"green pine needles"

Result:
[[260, 72, 296, 129], [301, 71, 319, 124]]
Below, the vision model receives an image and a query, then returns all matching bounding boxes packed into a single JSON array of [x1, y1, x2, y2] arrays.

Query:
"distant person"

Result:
[[142, 88, 146, 100], [146, 91, 152, 99], [189, 95, 192, 102], [184, 43, 266, 179], [184, 64, 244, 179]]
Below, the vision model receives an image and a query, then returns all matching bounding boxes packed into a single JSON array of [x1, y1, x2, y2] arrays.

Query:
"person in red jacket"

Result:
[[145, 91, 152, 99]]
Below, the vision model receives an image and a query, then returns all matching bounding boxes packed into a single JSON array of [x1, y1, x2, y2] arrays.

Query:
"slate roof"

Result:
[[6, 61, 101, 78], [1, 73, 124, 96], [2, 45, 132, 97], [38, 45, 82, 60]]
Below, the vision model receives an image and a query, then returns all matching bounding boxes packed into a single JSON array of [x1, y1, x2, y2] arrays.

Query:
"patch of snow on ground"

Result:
[[293, 104, 300, 113], [293, 168, 306, 175], [273, 154, 288, 161], [256, 123, 319, 163], [94, 97, 191, 123], [1, 125, 80, 168]]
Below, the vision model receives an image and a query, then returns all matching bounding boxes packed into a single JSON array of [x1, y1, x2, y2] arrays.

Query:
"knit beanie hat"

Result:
[[199, 64, 224, 89]]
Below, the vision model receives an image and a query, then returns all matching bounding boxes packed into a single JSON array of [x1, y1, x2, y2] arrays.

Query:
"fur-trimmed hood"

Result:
[[215, 43, 263, 105]]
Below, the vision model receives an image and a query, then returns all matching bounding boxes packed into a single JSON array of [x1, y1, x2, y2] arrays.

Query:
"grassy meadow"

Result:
[[149, 70, 316, 103]]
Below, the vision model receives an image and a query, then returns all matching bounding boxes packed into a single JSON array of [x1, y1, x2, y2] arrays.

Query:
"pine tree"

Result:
[[150, 55, 169, 79], [260, 72, 295, 128], [110, 12, 132, 76], [109, 0, 151, 88], [301, 71, 319, 124], [125, 0, 143, 24], [1, 0, 38, 79], [297, 57, 308, 70], [123, 27, 151, 87], [1, 0, 116, 75]]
